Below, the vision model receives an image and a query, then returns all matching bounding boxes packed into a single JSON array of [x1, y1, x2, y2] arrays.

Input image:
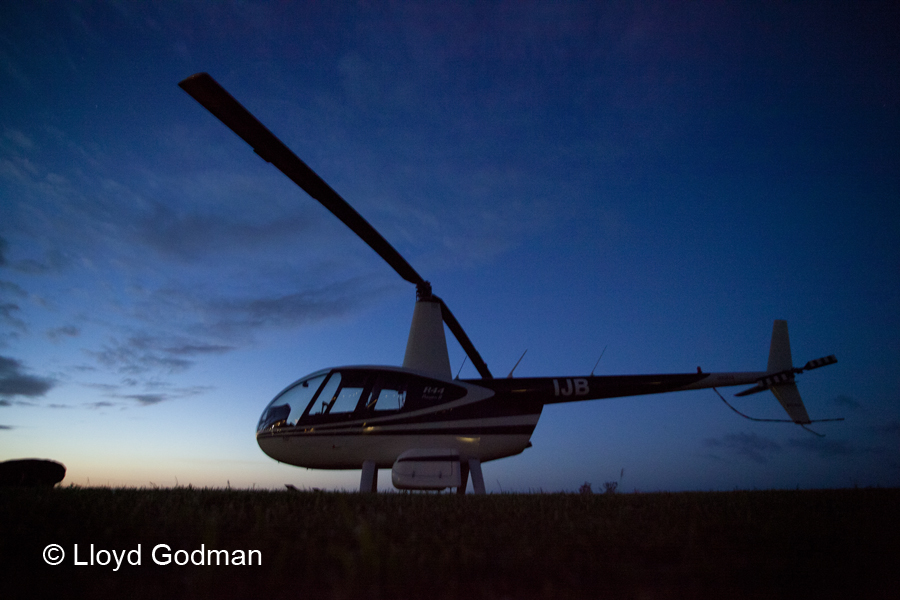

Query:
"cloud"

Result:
[[136, 201, 320, 263], [64, 272, 398, 409], [4, 129, 35, 151], [133, 272, 400, 344], [787, 437, 856, 458], [85, 401, 115, 409], [0, 302, 26, 332], [46, 325, 80, 341], [0, 424, 13, 429], [787, 427, 899, 467], [0, 232, 71, 276], [0, 280, 27, 296], [0, 49, 30, 91], [161, 343, 234, 356], [1, 246, 70, 275], [0, 355, 54, 399], [82, 379, 211, 408], [89, 335, 238, 375], [0, 279, 28, 335], [876, 420, 900, 438], [832, 394, 863, 412], [204, 276, 398, 336], [110, 385, 210, 407], [118, 393, 167, 406], [703, 432, 781, 464], [86, 336, 198, 375]]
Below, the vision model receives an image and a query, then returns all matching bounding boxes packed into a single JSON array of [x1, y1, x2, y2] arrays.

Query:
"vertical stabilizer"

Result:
[[766, 320, 812, 424], [767, 320, 793, 373], [403, 300, 452, 379]]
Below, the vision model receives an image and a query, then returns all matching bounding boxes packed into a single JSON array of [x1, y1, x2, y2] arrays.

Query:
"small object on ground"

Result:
[[0, 459, 66, 487]]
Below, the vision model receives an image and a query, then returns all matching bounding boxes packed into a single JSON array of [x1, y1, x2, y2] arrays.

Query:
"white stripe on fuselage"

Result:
[[265, 413, 541, 437]]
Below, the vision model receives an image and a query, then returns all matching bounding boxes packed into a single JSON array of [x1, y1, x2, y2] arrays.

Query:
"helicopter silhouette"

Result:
[[179, 73, 838, 494]]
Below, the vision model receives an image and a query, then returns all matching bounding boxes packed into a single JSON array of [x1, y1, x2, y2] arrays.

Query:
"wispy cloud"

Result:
[[81, 379, 211, 408], [162, 343, 234, 356], [0, 302, 26, 332], [786, 425, 900, 469], [7, 249, 70, 275], [787, 437, 855, 459], [111, 385, 210, 407], [0, 280, 27, 297], [876, 420, 900, 438], [84, 330, 242, 377], [46, 325, 80, 341], [209, 279, 389, 330], [0, 275, 28, 336], [84, 401, 115, 409], [4, 129, 35, 151], [151, 275, 403, 341], [118, 393, 168, 406], [135, 201, 322, 263], [0, 48, 30, 91], [832, 394, 863, 412], [703, 432, 781, 464], [86, 336, 199, 375]]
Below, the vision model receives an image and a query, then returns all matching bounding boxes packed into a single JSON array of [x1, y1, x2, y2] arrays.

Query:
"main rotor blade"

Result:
[[433, 296, 492, 379], [178, 72, 425, 287]]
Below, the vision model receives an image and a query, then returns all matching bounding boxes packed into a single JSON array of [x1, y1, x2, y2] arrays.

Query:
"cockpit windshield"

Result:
[[257, 368, 468, 432], [257, 370, 328, 431]]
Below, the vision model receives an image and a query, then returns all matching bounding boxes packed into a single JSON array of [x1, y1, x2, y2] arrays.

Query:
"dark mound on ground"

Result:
[[0, 459, 65, 487]]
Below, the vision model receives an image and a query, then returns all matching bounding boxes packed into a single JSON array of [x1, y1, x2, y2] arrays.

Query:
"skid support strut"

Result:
[[469, 458, 486, 495], [360, 460, 378, 493]]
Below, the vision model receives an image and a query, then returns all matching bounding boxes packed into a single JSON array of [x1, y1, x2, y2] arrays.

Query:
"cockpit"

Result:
[[256, 367, 466, 433]]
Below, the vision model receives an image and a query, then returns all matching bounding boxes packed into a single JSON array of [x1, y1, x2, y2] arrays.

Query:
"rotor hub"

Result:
[[416, 281, 433, 302]]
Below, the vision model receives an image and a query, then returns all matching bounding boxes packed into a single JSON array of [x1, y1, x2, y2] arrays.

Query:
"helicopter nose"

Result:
[[257, 403, 290, 432]]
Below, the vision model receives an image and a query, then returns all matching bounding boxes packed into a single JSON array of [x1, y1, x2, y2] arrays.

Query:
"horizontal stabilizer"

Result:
[[735, 369, 796, 396], [734, 385, 766, 397]]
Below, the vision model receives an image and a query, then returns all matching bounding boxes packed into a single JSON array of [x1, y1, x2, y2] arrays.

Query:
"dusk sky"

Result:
[[1, 2, 897, 492]]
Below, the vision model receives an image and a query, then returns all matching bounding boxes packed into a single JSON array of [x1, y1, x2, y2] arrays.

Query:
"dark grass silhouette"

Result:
[[1, 486, 897, 599]]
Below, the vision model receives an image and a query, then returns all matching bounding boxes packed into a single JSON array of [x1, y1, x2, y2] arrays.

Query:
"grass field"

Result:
[[2, 486, 897, 599]]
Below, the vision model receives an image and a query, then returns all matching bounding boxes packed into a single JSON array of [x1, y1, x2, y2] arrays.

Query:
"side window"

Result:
[[330, 386, 365, 413], [364, 375, 407, 412], [309, 371, 371, 415], [307, 372, 341, 415]]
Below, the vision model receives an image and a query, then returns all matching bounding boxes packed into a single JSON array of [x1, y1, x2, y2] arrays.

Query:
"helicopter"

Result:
[[179, 73, 839, 494]]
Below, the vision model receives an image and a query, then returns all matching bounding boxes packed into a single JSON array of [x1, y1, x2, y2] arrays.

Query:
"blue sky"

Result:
[[1, 1, 897, 491]]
